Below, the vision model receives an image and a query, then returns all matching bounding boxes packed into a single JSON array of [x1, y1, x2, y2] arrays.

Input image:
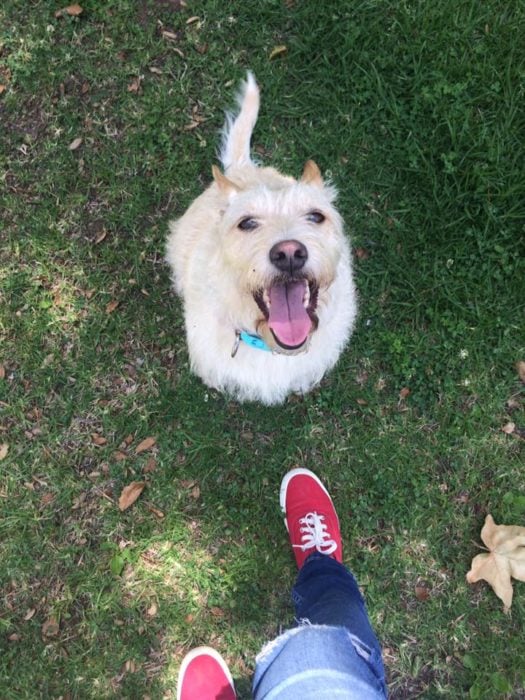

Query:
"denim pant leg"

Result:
[[252, 554, 387, 699]]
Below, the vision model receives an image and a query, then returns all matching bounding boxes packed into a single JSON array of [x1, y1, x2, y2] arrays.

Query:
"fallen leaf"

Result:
[[42, 616, 60, 638], [501, 422, 515, 435], [40, 492, 55, 506], [0, 443, 8, 461], [517, 361, 525, 383], [145, 502, 164, 519], [8, 633, 21, 642], [143, 457, 156, 473], [64, 4, 83, 15], [24, 608, 36, 621], [186, 15, 199, 24], [118, 482, 146, 511], [105, 300, 119, 314], [466, 514, 525, 610], [210, 606, 225, 618], [354, 247, 370, 260], [145, 602, 158, 618], [94, 228, 107, 244], [0, 364, 5, 379], [68, 137, 83, 151], [91, 433, 107, 446], [113, 450, 127, 462], [0, 85, 6, 95], [55, 4, 83, 17], [127, 77, 141, 93], [190, 485, 200, 500], [149, 66, 163, 75], [269, 45, 287, 60], [135, 436, 156, 454], [399, 387, 411, 399], [415, 583, 430, 601]]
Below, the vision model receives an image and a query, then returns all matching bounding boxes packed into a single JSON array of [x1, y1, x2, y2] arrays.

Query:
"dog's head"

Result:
[[212, 161, 349, 353]]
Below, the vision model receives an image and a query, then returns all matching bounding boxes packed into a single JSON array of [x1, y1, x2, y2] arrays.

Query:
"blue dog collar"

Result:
[[231, 330, 272, 357]]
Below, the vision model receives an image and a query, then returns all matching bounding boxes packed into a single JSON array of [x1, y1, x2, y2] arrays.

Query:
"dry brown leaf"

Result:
[[94, 228, 107, 244], [269, 45, 287, 60], [135, 436, 156, 454], [354, 247, 370, 260], [190, 485, 200, 500], [113, 450, 127, 462], [0, 364, 5, 379], [210, 606, 225, 618], [118, 481, 146, 511], [42, 616, 60, 638], [127, 77, 141, 93], [415, 583, 430, 601], [399, 387, 411, 399], [0, 443, 8, 461], [466, 514, 525, 610], [501, 421, 516, 435], [68, 137, 83, 151], [0, 85, 6, 95], [24, 608, 36, 621], [145, 502, 164, 519], [143, 457, 156, 473], [186, 15, 199, 24], [517, 361, 525, 383], [55, 4, 83, 17], [64, 4, 83, 15], [40, 492, 55, 506], [91, 433, 107, 446], [145, 602, 158, 618], [105, 300, 119, 314]]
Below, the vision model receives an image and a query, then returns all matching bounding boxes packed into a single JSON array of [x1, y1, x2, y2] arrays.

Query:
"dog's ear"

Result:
[[301, 160, 323, 187], [212, 165, 240, 195]]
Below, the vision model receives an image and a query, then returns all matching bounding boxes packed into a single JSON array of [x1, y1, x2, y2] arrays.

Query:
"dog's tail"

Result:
[[219, 72, 260, 170]]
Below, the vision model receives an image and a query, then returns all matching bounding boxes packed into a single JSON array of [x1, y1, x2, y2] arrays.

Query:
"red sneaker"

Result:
[[280, 468, 342, 569], [177, 646, 236, 700]]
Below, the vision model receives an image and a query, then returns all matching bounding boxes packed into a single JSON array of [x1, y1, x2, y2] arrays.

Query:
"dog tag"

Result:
[[231, 331, 241, 358]]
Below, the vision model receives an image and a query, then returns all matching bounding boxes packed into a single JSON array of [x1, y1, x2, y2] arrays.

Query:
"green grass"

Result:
[[1, 0, 524, 697]]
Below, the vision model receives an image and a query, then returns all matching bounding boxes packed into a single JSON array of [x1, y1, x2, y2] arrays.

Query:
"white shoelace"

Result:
[[293, 511, 337, 555]]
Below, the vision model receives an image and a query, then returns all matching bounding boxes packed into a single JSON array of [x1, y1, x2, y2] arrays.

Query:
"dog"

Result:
[[166, 73, 357, 404]]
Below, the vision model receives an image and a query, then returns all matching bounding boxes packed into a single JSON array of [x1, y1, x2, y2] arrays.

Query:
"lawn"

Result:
[[1, 0, 524, 698]]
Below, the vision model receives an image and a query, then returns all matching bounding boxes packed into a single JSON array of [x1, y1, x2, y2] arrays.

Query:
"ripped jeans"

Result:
[[252, 553, 387, 699]]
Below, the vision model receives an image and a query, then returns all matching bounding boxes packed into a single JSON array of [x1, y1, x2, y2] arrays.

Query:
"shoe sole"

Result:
[[279, 467, 339, 534], [177, 646, 235, 700]]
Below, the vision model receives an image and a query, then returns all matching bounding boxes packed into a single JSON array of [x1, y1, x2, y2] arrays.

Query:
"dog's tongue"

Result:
[[268, 281, 311, 348]]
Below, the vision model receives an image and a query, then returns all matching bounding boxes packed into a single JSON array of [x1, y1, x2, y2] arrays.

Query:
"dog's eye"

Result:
[[238, 217, 259, 231], [306, 210, 325, 224]]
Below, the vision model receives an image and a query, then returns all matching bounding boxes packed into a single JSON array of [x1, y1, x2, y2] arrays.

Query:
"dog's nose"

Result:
[[269, 239, 308, 273]]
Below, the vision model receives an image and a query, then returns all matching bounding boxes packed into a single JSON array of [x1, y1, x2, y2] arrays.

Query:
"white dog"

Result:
[[166, 73, 357, 404]]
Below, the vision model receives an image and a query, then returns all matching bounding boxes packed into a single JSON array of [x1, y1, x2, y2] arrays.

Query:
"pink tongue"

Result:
[[268, 281, 312, 348]]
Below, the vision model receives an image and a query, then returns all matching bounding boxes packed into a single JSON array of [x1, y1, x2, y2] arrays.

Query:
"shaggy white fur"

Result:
[[166, 73, 357, 404]]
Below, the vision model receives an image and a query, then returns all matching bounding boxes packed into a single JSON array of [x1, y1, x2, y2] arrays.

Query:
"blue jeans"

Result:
[[252, 554, 387, 699]]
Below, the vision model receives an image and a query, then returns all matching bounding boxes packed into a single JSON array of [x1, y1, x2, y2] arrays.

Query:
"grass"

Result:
[[1, 0, 524, 697]]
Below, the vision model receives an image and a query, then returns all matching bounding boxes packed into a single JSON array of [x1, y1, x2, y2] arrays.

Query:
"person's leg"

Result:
[[253, 468, 386, 699], [177, 646, 236, 700], [292, 552, 383, 654]]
